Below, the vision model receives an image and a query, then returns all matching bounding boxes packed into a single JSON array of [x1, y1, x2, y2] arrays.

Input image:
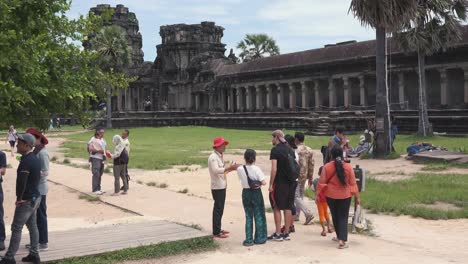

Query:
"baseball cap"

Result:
[[272, 129, 286, 143], [17, 133, 36, 148]]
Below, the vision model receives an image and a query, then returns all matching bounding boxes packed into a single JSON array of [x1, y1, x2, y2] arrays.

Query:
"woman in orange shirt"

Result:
[[316, 145, 360, 249]]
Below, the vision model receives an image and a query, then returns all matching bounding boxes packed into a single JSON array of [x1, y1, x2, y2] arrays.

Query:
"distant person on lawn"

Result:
[[236, 149, 267, 246], [25, 128, 50, 251], [88, 129, 106, 195], [208, 136, 239, 238], [120, 129, 131, 190], [5, 126, 17, 158], [1, 133, 41, 264], [106, 135, 129, 195], [317, 145, 360, 249]]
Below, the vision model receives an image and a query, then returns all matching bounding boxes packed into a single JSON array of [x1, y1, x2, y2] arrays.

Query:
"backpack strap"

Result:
[[243, 165, 254, 186]]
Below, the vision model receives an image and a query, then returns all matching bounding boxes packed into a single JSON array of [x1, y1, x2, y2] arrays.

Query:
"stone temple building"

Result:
[[89, 4, 468, 133]]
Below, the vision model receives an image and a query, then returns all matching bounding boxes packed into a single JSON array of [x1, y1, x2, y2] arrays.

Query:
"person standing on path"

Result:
[[0, 133, 42, 264], [88, 129, 106, 195], [268, 130, 296, 242], [294, 132, 315, 224], [236, 149, 267, 246], [208, 136, 239, 238], [106, 135, 129, 195], [5, 126, 17, 158], [0, 151, 6, 251], [25, 128, 50, 251], [120, 129, 130, 190], [317, 145, 360, 249]]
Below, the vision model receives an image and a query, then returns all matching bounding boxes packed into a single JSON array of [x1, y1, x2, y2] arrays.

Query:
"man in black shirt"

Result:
[[0, 133, 41, 264], [0, 151, 6, 251], [268, 130, 296, 242]]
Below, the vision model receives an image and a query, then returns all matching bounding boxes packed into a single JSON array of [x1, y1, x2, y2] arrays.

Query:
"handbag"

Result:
[[243, 165, 262, 189]]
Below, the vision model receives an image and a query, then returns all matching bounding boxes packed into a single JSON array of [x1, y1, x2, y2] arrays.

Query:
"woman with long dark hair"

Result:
[[316, 145, 360, 249]]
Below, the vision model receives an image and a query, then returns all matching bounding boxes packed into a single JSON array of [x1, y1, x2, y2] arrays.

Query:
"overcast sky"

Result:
[[68, 0, 375, 62]]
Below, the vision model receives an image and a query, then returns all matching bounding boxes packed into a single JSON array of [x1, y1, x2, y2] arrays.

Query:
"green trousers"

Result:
[[242, 188, 267, 244]]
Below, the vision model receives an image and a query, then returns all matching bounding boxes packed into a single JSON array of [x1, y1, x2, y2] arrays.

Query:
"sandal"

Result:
[[321, 231, 327, 237], [338, 244, 349, 249]]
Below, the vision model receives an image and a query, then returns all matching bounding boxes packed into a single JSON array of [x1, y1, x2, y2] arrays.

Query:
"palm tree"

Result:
[[236, 34, 280, 62], [349, 0, 418, 157], [90, 25, 131, 128], [395, 0, 468, 137]]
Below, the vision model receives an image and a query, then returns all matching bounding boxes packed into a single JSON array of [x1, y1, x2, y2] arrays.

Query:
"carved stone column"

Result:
[[208, 93, 214, 111], [464, 69, 468, 105], [195, 93, 200, 112], [245, 87, 252, 111], [301, 81, 308, 109], [343, 77, 350, 108], [359, 76, 366, 106], [328, 79, 335, 108], [236, 87, 242, 112], [439, 69, 448, 106], [256, 86, 262, 111], [277, 84, 284, 109], [289, 83, 296, 110], [314, 80, 320, 110], [398, 73, 405, 109], [267, 84, 273, 110], [117, 89, 123, 111]]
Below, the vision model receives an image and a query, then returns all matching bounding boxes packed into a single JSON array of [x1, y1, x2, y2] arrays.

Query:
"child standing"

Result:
[[236, 149, 267, 246], [314, 167, 333, 236]]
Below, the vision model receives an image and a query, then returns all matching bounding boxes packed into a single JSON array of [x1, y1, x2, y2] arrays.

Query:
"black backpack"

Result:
[[286, 149, 300, 182]]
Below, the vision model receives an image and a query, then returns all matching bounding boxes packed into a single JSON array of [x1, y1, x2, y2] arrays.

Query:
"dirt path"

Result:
[[41, 136, 468, 264]]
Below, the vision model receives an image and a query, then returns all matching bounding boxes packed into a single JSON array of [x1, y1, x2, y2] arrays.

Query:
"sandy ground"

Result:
[[1, 143, 135, 238], [8, 133, 467, 264]]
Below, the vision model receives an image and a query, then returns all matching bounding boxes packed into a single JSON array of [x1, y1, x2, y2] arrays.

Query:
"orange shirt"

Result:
[[319, 161, 358, 199]]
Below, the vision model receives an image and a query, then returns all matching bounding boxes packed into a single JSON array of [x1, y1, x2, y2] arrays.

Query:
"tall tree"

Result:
[[90, 25, 132, 128], [236, 34, 280, 62], [395, 0, 468, 137], [0, 0, 102, 129], [349, 0, 418, 157]]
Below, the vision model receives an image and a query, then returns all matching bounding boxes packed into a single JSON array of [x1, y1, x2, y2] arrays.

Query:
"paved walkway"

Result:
[[10, 220, 206, 263]]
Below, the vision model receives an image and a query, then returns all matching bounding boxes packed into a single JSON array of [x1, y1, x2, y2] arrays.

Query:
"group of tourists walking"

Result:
[[208, 128, 360, 249], [0, 128, 50, 264]]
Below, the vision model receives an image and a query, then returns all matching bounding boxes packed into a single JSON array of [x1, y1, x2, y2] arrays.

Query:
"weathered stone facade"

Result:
[[89, 5, 468, 133]]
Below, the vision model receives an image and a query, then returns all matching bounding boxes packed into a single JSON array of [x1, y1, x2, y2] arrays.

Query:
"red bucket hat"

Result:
[[213, 137, 229, 148], [25, 128, 48, 145]]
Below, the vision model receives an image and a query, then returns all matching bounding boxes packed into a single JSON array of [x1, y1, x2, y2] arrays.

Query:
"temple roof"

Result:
[[218, 26, 468, 77]]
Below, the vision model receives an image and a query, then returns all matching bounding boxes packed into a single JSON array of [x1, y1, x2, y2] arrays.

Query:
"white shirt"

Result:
[[122, 138, 130, 155], [88, 136, 105, 160], [208, 151, 226, 190], [236, 165, 266, 189]]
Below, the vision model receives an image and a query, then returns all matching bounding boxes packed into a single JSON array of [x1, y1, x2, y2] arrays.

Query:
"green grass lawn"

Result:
[[61, 126, 468, 170], [60, 126, 468, 219], [361, 173, 468, 219]]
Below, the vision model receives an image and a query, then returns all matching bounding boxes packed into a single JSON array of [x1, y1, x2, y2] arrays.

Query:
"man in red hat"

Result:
[[25, 128, 49, 251], [208, 136, 239, 238]]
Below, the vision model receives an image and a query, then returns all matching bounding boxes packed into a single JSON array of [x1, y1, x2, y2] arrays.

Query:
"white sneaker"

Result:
[[93, 191, 103, 195]]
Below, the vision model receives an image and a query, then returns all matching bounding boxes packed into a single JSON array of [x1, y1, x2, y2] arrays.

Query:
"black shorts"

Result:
[[9, 141, 15, 148], [269, 183, 295, 210]]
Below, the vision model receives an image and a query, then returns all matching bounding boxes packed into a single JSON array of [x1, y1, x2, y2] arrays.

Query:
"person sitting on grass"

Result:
[[236, 149, 267, 247], [313, 167, 333, 237]]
